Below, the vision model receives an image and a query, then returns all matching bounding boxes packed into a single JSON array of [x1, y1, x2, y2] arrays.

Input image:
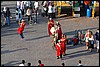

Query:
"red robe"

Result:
[[56, 43, 61, 57], [48, 21, 54, 36], [60, 38, 66, 54], [57, 25, 62, 39], [17, 27, 23, 34], [17, 22, 26, 34], [39, 64, 44, 66], [20, 22, 26, 31], [72, 37, 78, 44]]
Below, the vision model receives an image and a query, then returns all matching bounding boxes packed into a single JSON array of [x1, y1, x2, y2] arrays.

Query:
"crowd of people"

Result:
[[48, 18, 99, 60], [1, 1, 57, 26], [1, 1, 99, 66], [2, 59, 85, 66], [47, 18, 67, 59]]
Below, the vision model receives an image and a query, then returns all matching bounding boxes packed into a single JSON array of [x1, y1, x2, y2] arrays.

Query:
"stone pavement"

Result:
[[1, 1, 99, 66]]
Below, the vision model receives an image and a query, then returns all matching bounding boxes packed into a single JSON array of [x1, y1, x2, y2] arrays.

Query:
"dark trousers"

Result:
[[20, 33, 24, 39], [28, 15, 32, 21], [48, 13, 53, 19]]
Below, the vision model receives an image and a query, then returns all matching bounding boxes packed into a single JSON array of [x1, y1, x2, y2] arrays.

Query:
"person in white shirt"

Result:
[[34, 1, 39, 15], [17, 1, 21, 9], [48, 5, 53, 19], [19, 60, 25, 66], [88, 31, 94, 52], [34, 1, 39, 10], [77, 60, 83, 66]]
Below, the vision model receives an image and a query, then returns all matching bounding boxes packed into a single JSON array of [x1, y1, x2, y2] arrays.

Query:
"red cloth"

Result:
[[20, 22, 26, 31], [73, 37, 78, 43], [48, 21, 54, 36], [56, 43, 61, 56], [39, 64, 44, 66], [60, 38, 66, 54], [17, 27, 23, 34], [18, 22, 26, 34], [57, 25, 62, 39]]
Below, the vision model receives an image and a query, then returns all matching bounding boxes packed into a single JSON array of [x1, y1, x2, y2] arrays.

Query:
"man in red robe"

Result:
[[56, 22, 62, 39], [17, 19, 26, 40], [47, 18, 54, 36], [60, 34, 66, 56], [56, 40, 61, 59]]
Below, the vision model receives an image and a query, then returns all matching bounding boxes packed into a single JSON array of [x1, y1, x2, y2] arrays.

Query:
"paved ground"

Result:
[[1, 1, 99, 66]]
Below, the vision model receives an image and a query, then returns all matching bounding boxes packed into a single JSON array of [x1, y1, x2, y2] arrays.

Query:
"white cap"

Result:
[[49, 18, 52, 20], [21, 19, 25, 22]]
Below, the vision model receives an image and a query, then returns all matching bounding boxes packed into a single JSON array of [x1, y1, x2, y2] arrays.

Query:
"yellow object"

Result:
[[72, 11, 74, 16], [92, 8, 95, 19], [57, 1, 71, 6], [58, 8, 61, 17]]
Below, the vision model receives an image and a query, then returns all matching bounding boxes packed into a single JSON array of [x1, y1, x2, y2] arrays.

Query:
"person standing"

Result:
[[56, 40, 62, 59], [20, 1, 25, 16], [1, 7, 7, 26], [88, 31, 94, 52], [26, 7, 32, 25], [17, 1, 21, 9], [52, 5, 56, 19], [38, 60, 44, 66], [60, 34, 66, 56], [6, 7, 11, 26], [17, 19, 26, 40], [48, 3, 53, 19], [16, 8, 22, 25], [84, 29, 90, 50], [34, 1, 39, 24], [34, 1, 39, 13], [47, 18, 54, 36], [95, 29, 99, 52], [56, 22, 62, 40]]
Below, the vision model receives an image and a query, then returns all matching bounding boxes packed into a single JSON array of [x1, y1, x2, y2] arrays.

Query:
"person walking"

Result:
[[17, 19, 26, 40], [38, 60, 44, 66]]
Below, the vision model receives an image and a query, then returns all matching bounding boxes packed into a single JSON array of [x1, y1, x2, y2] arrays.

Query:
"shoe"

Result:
[[34, 23, 36, 24], [56, 56, 60, 59]]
